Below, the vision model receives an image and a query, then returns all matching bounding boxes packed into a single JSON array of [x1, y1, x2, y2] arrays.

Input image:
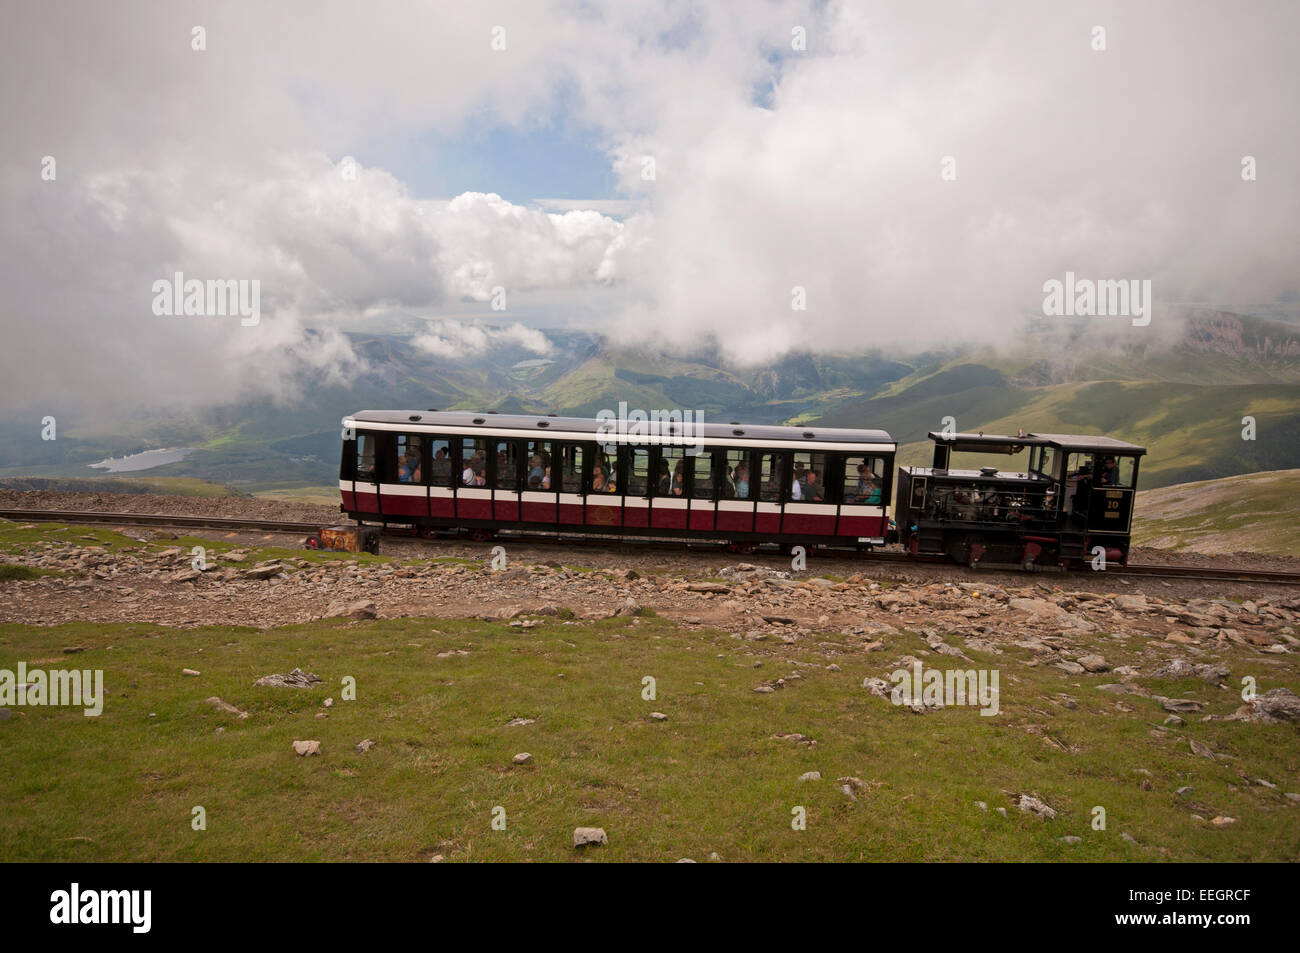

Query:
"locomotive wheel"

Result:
[[729, 541, 756, 556], [304, 534, 322, 550], [364, 535, 380, 555]]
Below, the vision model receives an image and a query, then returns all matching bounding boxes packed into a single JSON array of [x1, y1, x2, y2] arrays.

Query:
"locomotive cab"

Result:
[[896, 431, 1146, 569]]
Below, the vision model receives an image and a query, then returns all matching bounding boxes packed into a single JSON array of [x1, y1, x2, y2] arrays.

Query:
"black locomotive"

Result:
[[894, 431, 1146, 569]]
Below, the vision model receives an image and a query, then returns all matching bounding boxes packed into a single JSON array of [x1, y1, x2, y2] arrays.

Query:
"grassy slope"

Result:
[[1132, 469, 1300, 555], [1, 611, 1296, 862]]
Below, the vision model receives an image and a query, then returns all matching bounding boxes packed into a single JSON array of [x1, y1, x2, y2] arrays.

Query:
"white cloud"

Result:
[[413, 319, 553, 360], [0, 0, 1295, 415]]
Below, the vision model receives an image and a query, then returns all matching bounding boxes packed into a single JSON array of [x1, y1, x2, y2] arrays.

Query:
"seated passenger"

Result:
[[1100, 456, 1120, 486], [592, 465, 606, 493], [670, 460, 685, 496], [803, 469, 825, 502], [734, 464, 750, 499]]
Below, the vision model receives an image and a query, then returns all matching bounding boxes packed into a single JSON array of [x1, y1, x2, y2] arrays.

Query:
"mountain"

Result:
[[0, 309, 1294, 494]]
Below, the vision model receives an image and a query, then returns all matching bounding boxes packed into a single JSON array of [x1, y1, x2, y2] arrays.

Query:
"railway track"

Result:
[[0, 508, 321, 535], [4, 507, 1299, 586]]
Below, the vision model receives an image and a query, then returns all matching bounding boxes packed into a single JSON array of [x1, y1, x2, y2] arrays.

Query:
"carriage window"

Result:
[[525, 441, 553, 491], [460, 438, 488, 487], [791, 451, 830, 503], [691, 450, 715, 499], [356, 433, 376, 482], [657, 447, 686, 497], [1066, 452, 1096, 481], [722, 449, 750, 499], [590, 443, 617, 494], [622, 446, 649, 496], [1100, 455, 1136, 489], [1035, 446, 1059, 479], [493, 440, 519, 490], [395, 434, 424, 483], [428, 438, 451, 487], [843, 455, 884, 505], [758, 452, 783, 501], [559, 444, 584, 493], [590, 443, 618, 494]]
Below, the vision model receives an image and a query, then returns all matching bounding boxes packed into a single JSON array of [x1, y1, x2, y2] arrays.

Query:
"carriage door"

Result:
[[352, 431, 380, 515], [621, 446, 650, 528], [837, 454, 888, 540], [428, 437, 453, 519], [715, 448, 754, 534], [688, 448, 717, 531], [456, 437, 492, 520], [493, 439, 521, 521], [556, 443, 586, 525], [520, 440, 556, 524]]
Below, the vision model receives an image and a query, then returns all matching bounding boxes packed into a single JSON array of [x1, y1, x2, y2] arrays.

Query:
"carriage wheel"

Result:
[[470, 529, 494, 543], [304, 534, 322, 550]]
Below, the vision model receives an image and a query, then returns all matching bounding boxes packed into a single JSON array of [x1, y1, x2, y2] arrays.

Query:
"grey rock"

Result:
[[255, 668, 321, 689], [1017, 795, 1057, 820], [204, 696, 249, 719], [292, 740, 321, 757], [573, 827, 608, 848]]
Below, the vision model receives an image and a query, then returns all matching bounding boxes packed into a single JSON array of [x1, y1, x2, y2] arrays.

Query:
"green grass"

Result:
[[0, 564, 60, 581], [1, 615, 1296, 862]]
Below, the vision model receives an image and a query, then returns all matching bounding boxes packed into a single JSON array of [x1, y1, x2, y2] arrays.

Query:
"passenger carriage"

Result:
[[339, 410, 896, 551]]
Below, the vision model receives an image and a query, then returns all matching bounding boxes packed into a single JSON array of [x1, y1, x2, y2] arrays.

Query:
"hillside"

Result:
[[1132, 469, 1300, 557], [0, 309, 1295, 494]]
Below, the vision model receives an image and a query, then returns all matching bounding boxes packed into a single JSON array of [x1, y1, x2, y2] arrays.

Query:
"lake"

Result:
[[88, 448, 194, 472]]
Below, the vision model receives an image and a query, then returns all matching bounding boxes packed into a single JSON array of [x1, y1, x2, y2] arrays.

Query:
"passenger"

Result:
[[803, 470, 825, 502], [398, 449, 416, 483], [542, 467, 552, 490], [671, 460, 685, 496], [1100, 456, 1120, 486], [462, 459, 475, 486], [432, 447, 450, 483], [592, 464, 606, 493], [734, 463, 750, 499], [657, 460, 671, 495], [528, 454, 545, 486]]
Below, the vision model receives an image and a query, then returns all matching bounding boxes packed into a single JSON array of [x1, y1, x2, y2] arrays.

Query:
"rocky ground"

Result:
[[3, 516, 1299, 655]]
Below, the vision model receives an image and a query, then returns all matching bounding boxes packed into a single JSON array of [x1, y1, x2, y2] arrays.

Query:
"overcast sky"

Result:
[[1, 0, 1296, 415]]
